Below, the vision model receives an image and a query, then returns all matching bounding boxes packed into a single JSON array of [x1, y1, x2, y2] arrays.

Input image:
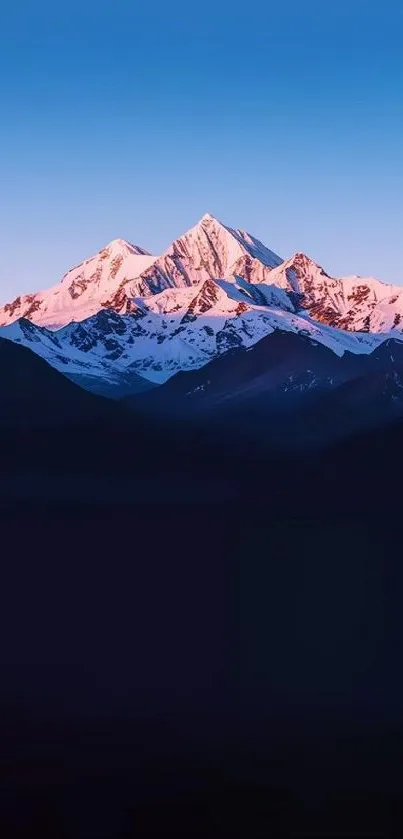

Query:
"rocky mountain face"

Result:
[[266, 252, 403, 332], [0, 213, 401, 397], [0, 239, 155, 329], [117, 212, 284, 299]]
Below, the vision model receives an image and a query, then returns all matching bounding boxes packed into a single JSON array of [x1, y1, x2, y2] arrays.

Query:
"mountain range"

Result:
[[1, 212, 400, 399], [2, 211, 403, 453]]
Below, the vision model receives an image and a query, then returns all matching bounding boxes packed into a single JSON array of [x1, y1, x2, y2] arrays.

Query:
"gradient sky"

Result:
[[1, 0, 402, 301]]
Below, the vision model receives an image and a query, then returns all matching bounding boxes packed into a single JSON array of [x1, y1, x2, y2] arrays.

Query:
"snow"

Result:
[[0, 240, 156, 330], [0, 212, 400, 393], [0, 275, 384, 388], [122, 213, 284, 300]]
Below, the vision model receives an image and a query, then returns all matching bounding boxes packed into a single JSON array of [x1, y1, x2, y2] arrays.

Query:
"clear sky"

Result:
[[1, 0, 402, 301]]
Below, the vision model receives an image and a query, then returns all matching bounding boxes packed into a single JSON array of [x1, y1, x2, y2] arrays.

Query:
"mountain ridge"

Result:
[[126, 329, 403, 447], [0, 213, 401, 397]]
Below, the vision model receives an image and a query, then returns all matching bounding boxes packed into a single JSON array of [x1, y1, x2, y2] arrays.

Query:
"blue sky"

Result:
[[1, 0, 402, 300]]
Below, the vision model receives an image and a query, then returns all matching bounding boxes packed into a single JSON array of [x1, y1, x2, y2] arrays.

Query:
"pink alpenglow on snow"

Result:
[[0, 213, 399, 392]]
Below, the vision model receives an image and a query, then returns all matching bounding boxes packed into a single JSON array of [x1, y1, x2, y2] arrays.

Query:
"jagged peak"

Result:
[[199, 212, 220, 224], [103, 238, 151, 256], [288, 251, 321, 267], [190, 212, 228, 236], [278, 251, 332, 279]]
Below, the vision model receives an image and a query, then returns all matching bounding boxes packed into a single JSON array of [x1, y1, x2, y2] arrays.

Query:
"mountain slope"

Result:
[[267, 252, 403, 331], [0, 316, 155, 398], [127, 329, 364, 417], [0, 336, 118, 426], [0, 239, 155, 329], [296, 337, 403, 441], [118, 213, 284, 301], [128, 330, 403, 446]]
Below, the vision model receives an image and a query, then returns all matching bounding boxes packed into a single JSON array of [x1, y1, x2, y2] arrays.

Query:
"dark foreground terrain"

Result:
[[1, 339, 403, 835], [1, 492, 403, 836]]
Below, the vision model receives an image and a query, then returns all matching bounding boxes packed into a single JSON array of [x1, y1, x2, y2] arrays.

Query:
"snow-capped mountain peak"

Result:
[[0, 214, 286, 331], [103, 238, 151, 256], [264, 252, 403, 332], [194, 212, 283, 270], [121, 213, 284, 302], [0, 238, 155, 330], [0, 212, 402, 400]]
